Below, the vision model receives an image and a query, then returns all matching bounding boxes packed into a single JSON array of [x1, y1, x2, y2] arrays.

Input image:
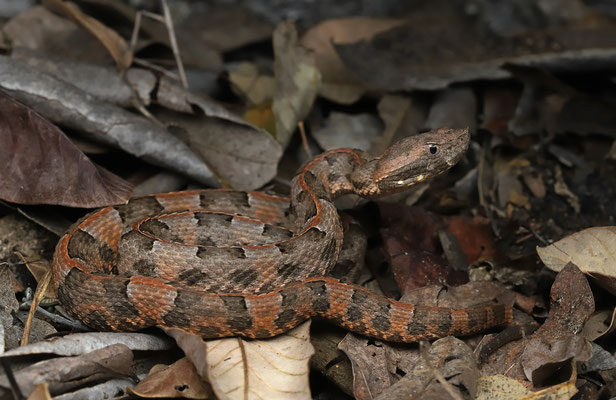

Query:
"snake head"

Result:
[[356, 128, 470, 196]]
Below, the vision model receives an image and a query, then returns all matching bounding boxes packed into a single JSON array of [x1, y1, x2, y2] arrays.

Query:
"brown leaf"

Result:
[[300, 17, 405, 104], [0, 90, 132, 207], [374, 337, 478, 400], [447, 215, 499, 264], [0, 56, 218, 187], [129, 357, 211, 399], [521, 335, 591, 385], [43, 0, 132, 69], [2, 6, 112, 65], [337, 334, 394, 400]]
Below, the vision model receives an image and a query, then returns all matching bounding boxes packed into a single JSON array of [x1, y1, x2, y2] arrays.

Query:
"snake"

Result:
[[52, 127, 512, 343]]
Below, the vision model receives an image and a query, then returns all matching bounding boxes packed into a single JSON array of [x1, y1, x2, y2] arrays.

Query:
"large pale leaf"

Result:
[[537, 227, 616, 294], [476, 374, 577, 400], [165, 322, 314, 400]]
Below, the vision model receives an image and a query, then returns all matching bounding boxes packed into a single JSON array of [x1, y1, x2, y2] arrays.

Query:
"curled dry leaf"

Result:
[[537, 226, 616, 295], [272, 20, 320, 148], [512, 263, 594, 385], [374, 337, 478, 400], [338, 333, 393, 399], [43, 0, 132, 69], [0, 90, 132, 207], [163, 322, 314, 400]]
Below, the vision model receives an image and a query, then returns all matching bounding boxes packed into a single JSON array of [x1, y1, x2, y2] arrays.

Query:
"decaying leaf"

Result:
[[272, 20, 320, 147], [163, 322, 314, 400], [537, 226, 616, 295], [0, 90, 133, 207], [521, 335, 590, 385], [510, 263, 594, 385], [338, 334, 394, 399], [373, 337, 478, 400]]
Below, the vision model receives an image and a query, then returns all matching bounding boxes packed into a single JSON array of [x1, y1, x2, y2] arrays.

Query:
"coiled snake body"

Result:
[[52, 128, 512, 342]]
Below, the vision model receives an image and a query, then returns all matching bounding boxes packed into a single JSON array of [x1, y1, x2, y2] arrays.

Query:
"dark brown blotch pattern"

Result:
[[121, 230, 156, 252], [407, 308, 429, 336], [221, 296, 253, 332], [305, 280, 330, 313], [68, 229, 113, 267], [178, 268, 211, 285]]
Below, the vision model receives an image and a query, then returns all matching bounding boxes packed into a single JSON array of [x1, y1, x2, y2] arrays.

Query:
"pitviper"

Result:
[[52, 127, 512, 342]]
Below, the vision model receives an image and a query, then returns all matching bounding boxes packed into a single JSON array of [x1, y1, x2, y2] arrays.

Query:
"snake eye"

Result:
[[428, 144, 438, 154]]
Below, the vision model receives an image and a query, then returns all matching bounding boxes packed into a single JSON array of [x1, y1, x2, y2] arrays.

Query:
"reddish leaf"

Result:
[[0, 90, 132, 207]]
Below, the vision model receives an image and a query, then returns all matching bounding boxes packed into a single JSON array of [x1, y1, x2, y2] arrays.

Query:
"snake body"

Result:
[[52, 128, 512, 342]]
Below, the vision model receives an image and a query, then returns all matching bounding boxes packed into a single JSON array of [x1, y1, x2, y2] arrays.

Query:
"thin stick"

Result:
[[298, 121, 312, 158], [129, 10, 142, 57], [161, 0, 188, 88], [133, 57, 181, 81]]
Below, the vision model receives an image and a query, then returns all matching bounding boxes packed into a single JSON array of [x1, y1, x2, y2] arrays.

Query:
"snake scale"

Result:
[[52, 127, 512, 342]]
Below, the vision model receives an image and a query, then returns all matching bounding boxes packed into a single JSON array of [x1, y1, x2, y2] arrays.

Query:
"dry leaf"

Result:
[[312, 112, 382, 152], [2, 6, 112, 65], [0, 343, 134, 398], [0, 90, 133, 207], [164, 322, 314, 400], [476, 374, 578, 400], [0, 332, 172, 358], [129, 357, 211, 399], [43, 0, 132, 69], [229, 62, 276, 105], [0, 56, 218, 187], [301, 17, 405, 104], [272, 20, 320, 147], [537, 226, 616, 295], [27, 383, 52, 400], [374, 337, 478, 400]]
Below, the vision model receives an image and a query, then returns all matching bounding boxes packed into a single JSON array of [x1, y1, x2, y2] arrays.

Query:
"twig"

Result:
[[1, 359, 24, 400], [298, 121, 312, 159], [19, 301, 90, 332], [133, 57, 181, 81], [161, 0, 188, 89]]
